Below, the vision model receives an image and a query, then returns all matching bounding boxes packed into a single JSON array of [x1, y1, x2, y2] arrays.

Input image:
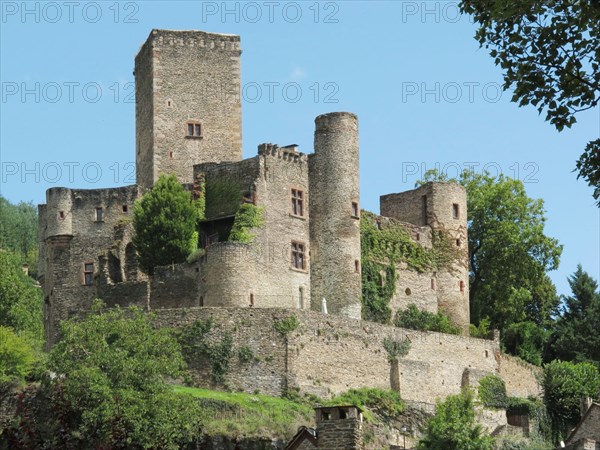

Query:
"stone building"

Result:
[[286, 406, 364, 450], [38, 28, 470, 345], [560, 400, 600, 450]]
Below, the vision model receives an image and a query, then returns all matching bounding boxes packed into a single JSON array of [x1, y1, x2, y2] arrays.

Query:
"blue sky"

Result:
[[1, 1, 598, 297]]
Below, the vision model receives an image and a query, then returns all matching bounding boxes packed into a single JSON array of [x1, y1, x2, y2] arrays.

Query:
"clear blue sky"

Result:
[[1, 1, 598, 297]]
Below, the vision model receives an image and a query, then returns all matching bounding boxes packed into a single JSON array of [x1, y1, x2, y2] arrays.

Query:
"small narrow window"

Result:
[[58, 211, 65, 220], [249, 293, 254, 307], [167, 100, 172, 107], [460, 280, 465, 294], [416, 232, 420, 241], [431, 278, 435, 289], [169, 151, 174, 159], [355, 259, 360, 273], [453, 203, 460, 219], [291, 242, 306, 270], [456, 238, 461, 247], [298, 287, 304, 309], [339, 409, 348, 419], [351, 201, 359, 218], [95, 207, 103, 222], [199, 296, 204, 307], [291, 188, 304, 217], [194, 124, 201, 136], [83, 262, 94, 286], [187, 123, 194, 136], [122, 205, 128, 213]]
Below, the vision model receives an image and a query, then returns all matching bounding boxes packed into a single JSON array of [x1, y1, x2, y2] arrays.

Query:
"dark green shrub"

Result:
[[394, 304, 461, 335]]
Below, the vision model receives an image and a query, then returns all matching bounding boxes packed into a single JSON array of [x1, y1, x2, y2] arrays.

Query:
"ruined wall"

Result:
[[380, 182, 469, 332], [135, 29, 243, 189], [498, 354, 543, 399], [40, 185, 140, 345], [309, 113, 361, 319], [151, 263, 201, 309]]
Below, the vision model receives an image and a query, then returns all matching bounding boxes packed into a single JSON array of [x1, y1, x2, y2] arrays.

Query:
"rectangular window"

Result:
[[351, 201, 359, 218], [58, 211, 65, 220], [249, 293, 254, 307], [84, 262, 94, 285], [453, 203, 460, 219], [291, 188, 304, 217], [291, 241, 306, 270], [186, 121, 203, 138], [355, 259, 360, 273], [122, 205, 128, 213], [95, 207, 103, 222], [298, 287, 304, 309]]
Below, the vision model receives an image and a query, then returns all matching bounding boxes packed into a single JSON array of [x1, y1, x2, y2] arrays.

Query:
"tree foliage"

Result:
[[133, 174, 200, 274], [0, 250, 43, 342], [0, 196, 38, 276], [547, 265, 600, 367], [417, 390, 493, 450], [0, 326, 37, 385], [394, 304, 461, 335], [47, 303, 200, 449], [459, 0, 600, 204], [419, 170, 561, 353], [543, 360, 600, 442]]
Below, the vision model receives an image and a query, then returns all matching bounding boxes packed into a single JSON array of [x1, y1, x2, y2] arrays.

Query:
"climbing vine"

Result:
[[228, 204, 265, 244], [204, 178, 244, 218], [178, 318, 234, 383], [360, 211, 459, 325]]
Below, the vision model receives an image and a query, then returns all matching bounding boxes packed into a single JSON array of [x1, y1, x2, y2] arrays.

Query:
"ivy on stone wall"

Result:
[[204, 178, 244, 218], [178, 319, 234, 383], [360, 211, 459, 324], [394, 304, 461, 335], [228, 204, 265, 244], [478, 374, 508, 409]]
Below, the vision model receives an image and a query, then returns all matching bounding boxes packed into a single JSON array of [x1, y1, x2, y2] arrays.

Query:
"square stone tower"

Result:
[[135, 29, 243, 189]]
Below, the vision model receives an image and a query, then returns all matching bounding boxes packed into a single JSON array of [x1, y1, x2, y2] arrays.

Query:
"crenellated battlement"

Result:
[[258, 143, 308, 163], [137, 29, 242, 59]]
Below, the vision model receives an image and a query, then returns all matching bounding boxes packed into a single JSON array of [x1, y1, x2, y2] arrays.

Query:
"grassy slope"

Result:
[[173, 386, 313, 439]]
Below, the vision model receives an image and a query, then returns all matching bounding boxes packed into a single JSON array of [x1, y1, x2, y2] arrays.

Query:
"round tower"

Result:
[[309, 112, 361, 319], [46, 187, 73, 237], [428, 182, 470, 334]]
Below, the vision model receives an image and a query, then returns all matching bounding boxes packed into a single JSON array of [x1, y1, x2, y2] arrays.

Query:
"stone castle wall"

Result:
[[153, 308, 542, 404]]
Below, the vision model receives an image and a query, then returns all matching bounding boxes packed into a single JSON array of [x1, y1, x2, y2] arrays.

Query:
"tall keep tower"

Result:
[[135, 29, 243, 189], [309, 112, 362, 320]]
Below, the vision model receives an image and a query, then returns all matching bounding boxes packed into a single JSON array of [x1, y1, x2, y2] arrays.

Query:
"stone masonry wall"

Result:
[[153, 308, 541, 405], [135, 29, 243, 189], [498, 354, 543, 399]]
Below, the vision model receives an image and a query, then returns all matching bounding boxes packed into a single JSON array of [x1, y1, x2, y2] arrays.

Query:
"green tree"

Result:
[[503, 321, 548, 366], [459, 0, 600, 204], [543, 360, 600, 442], [0, 326, 37, 385], [48, 303, 200, 449], [133, 174, 200, 274], [547, 265, 600, 367], [419, 171, 562, 342], [0, 250, 43, 342], [0, 196, 38, 276], [417, 390, 493, 450]]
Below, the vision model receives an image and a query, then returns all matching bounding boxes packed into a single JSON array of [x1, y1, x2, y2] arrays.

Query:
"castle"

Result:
[[38, 29, 469, 343], [37, 29, 540, 443]]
